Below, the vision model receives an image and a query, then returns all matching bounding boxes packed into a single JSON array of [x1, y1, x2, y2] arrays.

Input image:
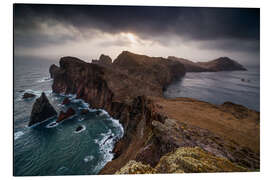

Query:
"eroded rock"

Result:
[[29, 92, 57, 126]]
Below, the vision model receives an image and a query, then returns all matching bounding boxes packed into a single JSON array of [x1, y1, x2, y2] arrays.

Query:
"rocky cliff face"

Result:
[[168, 56, 247, 72], [49, 51, 259, 174]]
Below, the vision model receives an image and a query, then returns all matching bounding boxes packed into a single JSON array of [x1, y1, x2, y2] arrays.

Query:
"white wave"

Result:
[[84, 155, 94, 163], [46, 121, 59, 128], [74, 125, 86, 134], [78, 117, 85, 121], [98, 109, 109, 117], [93, 129, 115, 172], [37, 77, 53, 83], [109, 117, 124, 137], [14, 131, 24, 140]]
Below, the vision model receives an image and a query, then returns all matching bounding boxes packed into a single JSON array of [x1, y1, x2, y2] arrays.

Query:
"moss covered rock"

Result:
[[116, 147, 248, 174]]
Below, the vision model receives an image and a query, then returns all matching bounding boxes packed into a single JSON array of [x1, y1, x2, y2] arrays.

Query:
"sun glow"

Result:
[[126, 33, 136, 43]]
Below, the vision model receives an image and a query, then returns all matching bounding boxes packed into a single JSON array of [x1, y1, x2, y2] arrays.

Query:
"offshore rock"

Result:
[[57, 107, 76, 123], [29, 92, 57, 126], [23, 92, 36, 99]]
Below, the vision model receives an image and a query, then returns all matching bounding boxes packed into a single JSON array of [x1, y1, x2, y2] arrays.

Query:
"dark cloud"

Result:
[[13, 4, 260, 63]]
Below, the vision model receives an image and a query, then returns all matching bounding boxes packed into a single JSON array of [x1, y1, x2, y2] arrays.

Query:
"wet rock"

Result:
[[62, 97, 71, 105], [23, 92, 36, 99], [56, 107, 76, 123], [75, 125, 83, 132], [29, 92, 57, 126], [80, 109, 89, 115]]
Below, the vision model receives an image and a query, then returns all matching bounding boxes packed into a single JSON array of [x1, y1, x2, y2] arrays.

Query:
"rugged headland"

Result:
[[49, 51, 259, 174], [168, 56, 247, 72]]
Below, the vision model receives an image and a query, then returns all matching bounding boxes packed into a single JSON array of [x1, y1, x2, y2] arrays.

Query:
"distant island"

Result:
[[168, 56, 247, 72], [31, 51, 258, 174]]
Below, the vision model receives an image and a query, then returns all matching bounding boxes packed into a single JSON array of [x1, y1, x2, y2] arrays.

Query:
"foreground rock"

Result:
[[29, 92, 57, 126], [168, 56, 247, 72], [116, 147, 248, 174], [56, 107, 76, 123], [23, 92, 36, 99]]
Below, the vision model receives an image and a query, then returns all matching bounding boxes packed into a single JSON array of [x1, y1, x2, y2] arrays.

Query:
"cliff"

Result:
[[168, 56, 247, 72], [49, 51, 259, 174]]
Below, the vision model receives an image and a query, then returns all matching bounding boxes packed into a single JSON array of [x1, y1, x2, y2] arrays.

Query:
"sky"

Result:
[[14, 4, 260, 65]]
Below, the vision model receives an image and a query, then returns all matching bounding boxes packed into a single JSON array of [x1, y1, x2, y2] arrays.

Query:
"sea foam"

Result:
[[14, 131, 24, 140]]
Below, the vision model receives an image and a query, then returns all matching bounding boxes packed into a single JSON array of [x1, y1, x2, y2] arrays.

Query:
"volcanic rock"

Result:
[[29, 92, 57, 126], [23, 92, 36, 99], [57, 107, 76, 123]]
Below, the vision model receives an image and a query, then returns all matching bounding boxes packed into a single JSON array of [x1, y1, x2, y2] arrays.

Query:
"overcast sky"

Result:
[[14, 4, 260, 65]]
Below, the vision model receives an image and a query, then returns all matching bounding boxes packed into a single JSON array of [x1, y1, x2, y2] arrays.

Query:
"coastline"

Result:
[[48, 52, 259, 174]]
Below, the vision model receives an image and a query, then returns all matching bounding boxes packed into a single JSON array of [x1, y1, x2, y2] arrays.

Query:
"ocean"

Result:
[[13, 57, 123, 176], [164, 66, 260, 111]]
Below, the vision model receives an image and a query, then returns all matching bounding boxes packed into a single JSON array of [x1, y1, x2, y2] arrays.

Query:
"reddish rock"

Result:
[[56, 107, 75, 122], [62, 97, 71, 105]]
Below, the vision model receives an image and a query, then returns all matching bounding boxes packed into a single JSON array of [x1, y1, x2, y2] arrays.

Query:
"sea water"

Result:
[[13, 57, 123, 176], [164, 66, 260, 111]]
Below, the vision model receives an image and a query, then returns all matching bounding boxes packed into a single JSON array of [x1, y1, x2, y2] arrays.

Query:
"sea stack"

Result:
[[29, 92, 57, 127]]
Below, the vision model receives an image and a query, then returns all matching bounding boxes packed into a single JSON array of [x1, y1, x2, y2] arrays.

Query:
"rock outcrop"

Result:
[[168, 56, 247, 72], [57, 107, 76, 123], [29, 92, 57, 126], [116, 147, 248, 174], [49, 51, 259, 174], [22, 92, 36, 99], [92, 54, 113, 66]]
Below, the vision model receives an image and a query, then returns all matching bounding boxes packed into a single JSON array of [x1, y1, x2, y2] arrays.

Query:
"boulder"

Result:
[[23, 92, 36, 99], [56, 107, 76, 123], [75, 125, 84, 132], [29, 92, 57, 126]]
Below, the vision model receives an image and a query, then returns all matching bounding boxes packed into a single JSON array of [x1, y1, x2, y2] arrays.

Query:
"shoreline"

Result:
[[49, 52, 259, 174]]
